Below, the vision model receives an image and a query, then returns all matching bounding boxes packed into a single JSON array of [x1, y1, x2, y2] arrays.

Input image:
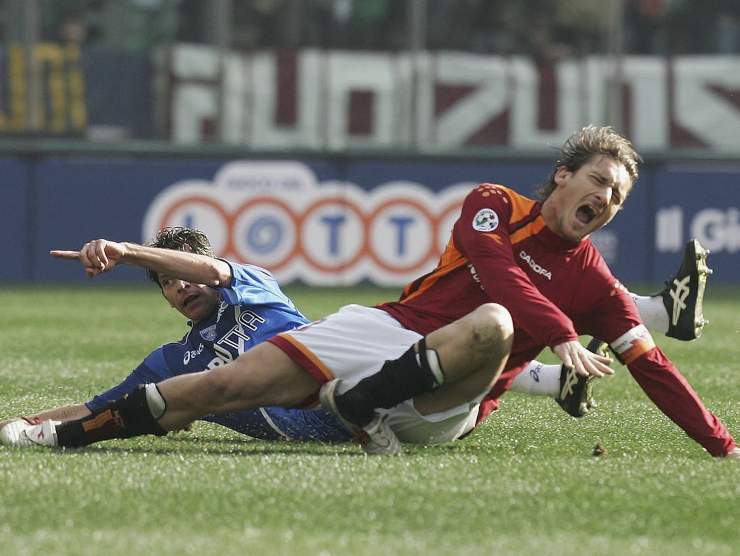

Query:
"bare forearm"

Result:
[[33, 404, 92, 422], [121, 243, 231, 287], [0, 404, 92, 428]]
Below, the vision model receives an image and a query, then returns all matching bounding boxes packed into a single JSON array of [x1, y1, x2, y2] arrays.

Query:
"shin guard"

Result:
[[56, 384, 167, 448], [334, 338, 445, 427]]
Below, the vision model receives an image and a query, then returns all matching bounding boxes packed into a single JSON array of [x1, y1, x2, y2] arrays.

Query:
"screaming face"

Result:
[[542, 155, 633, 242]]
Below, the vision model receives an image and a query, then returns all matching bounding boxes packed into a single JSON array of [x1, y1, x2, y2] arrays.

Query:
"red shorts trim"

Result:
[[267, 333, 335, 385]]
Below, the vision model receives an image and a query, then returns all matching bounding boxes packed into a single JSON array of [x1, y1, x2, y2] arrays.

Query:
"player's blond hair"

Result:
[[537, 125, 642, 200]]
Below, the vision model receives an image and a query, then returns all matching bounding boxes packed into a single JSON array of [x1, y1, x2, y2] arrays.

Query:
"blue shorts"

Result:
[[205, 407, 352, 442]]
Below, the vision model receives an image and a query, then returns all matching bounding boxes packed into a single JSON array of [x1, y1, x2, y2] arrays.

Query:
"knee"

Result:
[[469, 303, 514, 350]]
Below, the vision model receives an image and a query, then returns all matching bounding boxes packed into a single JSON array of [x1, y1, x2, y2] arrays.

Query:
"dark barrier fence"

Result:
[[1, 154, 738, 285]]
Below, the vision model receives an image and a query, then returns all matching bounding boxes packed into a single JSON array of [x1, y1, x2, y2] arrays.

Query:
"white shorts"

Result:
[[268, 304, 483, 444]]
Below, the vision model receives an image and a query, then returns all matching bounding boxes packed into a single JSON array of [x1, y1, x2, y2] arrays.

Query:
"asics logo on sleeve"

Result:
[[519, 250, 552, 280]]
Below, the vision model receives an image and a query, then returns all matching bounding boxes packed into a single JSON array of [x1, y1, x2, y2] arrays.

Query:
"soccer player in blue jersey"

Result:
[[0, 227, 351, 442]]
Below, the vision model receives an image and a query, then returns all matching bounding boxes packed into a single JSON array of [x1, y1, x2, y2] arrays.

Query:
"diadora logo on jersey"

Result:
[[200, 324, 218, 342], [216, 301, 228, 323], [472, 208, 499, 232], [519, 250, 552, 280], [183, 343, 205, 365]]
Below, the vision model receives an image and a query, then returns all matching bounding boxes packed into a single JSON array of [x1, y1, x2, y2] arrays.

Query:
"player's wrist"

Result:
[[118, 241, 139, 263]]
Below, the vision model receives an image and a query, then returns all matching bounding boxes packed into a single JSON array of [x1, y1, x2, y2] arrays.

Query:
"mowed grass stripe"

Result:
[[0, 285, 738, 556]]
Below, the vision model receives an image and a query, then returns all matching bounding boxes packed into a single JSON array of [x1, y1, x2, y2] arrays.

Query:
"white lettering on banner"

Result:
[[509, 57, 581, 148], [583, 57, 668, 150], [325, 52, 410, 150], [656, 207, 684, 253], [690, 208, 740, 253], [249, 51, 322, 148], [656, 206, 740, 254], [142, 161, 472, 286], [674, 58, 740, 152], [416, 52, 508, 150], [165, 47, 740, 151]]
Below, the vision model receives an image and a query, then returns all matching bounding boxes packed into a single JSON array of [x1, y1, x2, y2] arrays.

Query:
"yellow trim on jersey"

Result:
[[276, 332, 335, 381], [610, 325, 656, 364]]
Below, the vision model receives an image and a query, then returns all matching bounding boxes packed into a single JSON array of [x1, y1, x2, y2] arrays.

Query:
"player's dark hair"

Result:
[[145, 227, 214, 287], [537, 125, 642, 201]]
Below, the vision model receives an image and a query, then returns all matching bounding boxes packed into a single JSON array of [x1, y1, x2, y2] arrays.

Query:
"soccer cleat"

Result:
[[659, 239, 712, 341], [0, 419, 60, 447], [319, 379, 401, 455], [358, 413, 402, 456], [555, 338, 609, 418]]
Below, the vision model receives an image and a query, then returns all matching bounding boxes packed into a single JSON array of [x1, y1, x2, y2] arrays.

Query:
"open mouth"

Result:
[[182, 293, 199, 308], [576, 204, 598, 225]]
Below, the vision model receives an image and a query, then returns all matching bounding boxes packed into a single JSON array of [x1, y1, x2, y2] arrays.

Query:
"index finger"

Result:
[[50, 250, 81, 260]]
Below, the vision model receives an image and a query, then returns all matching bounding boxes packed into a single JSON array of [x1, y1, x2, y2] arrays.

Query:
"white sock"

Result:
[[144, 383, 167, 420], [631, 294, 669, 334], [510, 361, 561, 397]]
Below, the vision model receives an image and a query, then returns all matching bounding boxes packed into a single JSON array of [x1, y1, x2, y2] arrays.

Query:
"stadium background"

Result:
[[0, 0, 738, 286], [1, 4, 739, 556]]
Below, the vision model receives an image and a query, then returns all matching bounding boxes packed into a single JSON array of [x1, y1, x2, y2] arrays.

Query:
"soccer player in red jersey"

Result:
[[5, 126, 736, 459]]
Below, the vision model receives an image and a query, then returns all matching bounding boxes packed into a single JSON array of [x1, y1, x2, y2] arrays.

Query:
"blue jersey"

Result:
[[86, 261, 351, 442]]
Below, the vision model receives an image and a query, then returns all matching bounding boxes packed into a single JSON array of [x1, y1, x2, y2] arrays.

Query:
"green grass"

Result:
[[0, 284, 739, 556]]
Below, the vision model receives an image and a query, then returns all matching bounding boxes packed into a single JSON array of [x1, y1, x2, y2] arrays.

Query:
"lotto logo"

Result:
[[143, 161, 473, 285]]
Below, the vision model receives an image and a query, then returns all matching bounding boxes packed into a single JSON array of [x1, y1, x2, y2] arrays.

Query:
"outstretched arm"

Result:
[[1, 403, 91, 429], [584, 276, 736, 458], [51, 239, 232, 286], [0, 351, 178, 434]]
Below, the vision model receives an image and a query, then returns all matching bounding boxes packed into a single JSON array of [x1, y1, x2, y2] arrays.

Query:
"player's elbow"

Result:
[[203, 259, 232, 287]]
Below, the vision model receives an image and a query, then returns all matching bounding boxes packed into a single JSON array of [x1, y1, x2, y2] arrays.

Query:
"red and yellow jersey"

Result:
[[379, 184, 735, 456]]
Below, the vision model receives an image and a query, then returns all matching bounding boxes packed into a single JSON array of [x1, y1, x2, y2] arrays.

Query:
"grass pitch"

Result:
[[0, 284, 738, 556]]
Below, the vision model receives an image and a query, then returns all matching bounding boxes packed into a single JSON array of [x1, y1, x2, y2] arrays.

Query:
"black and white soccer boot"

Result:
[[555, 338, 609, 418], [319, 379, 401, 455], [659, 239, 712, 341]]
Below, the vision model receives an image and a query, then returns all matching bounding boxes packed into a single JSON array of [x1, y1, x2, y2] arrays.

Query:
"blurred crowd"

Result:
[[30, 0, 740, 55]]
